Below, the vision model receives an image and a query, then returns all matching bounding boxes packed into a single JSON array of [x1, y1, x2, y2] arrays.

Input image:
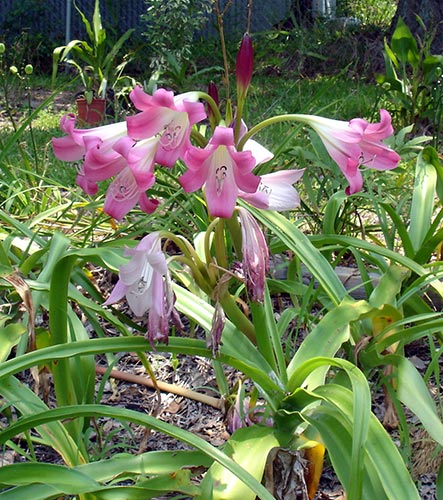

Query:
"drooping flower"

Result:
[[239, 169, 305, 211], [103, 232, 176, 347], [236, 33, 254, 98], [297, 109, 400, 194], [127, 86, 207, 167], [180, 127, 261, 218], [237, 207, 269, 302]]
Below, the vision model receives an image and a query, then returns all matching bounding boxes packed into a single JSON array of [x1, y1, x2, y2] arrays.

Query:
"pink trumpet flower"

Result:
[[237, 207, 269, 303], [299, 109, 400, 194], [103, 233, 176, 347], [52, 114, 127, 163], [180, 127, 261, 218], [127, 86, 207, 167], [103, 167, 158, 221], [239, 169, 305, 211]]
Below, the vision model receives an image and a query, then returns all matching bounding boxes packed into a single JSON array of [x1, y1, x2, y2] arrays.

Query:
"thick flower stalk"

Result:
[[237, 207, 270, 303], [180, 126, 261, 218], [292, 109, 400, 194], [103, 232, 178, 347]]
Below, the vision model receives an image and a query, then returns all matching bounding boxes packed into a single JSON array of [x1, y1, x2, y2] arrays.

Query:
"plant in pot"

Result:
[[52, 0, 134, 125]]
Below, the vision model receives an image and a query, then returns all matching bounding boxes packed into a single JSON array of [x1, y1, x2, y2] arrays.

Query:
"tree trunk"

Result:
[[390, 0, 443, 53]]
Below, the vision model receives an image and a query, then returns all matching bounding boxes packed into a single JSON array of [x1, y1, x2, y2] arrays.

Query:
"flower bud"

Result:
[[236, 33, 253, 98], [207, 81, 219, 128], [208, 81, 219, 107], [9, 65, 18, 75], [0, 43, 5, 55], [25, 64, 33, 75]]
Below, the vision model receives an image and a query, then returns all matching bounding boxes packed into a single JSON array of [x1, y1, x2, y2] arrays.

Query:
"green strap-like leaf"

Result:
[[246, 206, 348, 305], [312, 384, 420, 500], [286, 298, 373, 385], [387, 354, 443, 446], [409, 146, 438, 254], [200, 425, 279, 500], [0, 404, 275, 500]]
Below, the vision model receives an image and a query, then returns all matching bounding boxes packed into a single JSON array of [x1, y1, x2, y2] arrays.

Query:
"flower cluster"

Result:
[[53, 33, 401, 347]]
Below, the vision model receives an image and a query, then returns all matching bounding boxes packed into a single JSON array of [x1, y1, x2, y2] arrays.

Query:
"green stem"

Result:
[[190, 128, 208, 148], [196, 91, 223, 126], [214, 218, 228, 271], [161, 230, 217, 292], [237, 113, 312, 151], [234, 97, 245, 145], [225, 211, 243, 260], [219, 292, 256, 344]]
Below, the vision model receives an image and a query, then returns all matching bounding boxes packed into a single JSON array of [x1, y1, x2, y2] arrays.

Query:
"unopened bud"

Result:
[[236, 33, 253, 97], [25, 64, 33, 75], [208, 81, 219, 108], [9, 65, 18, 75], [0, 43, 5, 55]]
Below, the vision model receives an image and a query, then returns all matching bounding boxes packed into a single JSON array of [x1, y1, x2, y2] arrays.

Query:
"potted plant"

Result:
[[52, 0, 134, 125]]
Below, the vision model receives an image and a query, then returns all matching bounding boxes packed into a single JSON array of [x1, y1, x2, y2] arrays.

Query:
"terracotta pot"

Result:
[[76, 98, 106, 126]]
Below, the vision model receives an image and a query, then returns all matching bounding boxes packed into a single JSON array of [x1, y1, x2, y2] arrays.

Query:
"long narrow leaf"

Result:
[[246, 206, 347, 305], [286, 298, 372, 385], [288, 357, 371, 499], [313, 384, 420, 499], [409, 146, 438, 253], [0, 404, 276, 500]]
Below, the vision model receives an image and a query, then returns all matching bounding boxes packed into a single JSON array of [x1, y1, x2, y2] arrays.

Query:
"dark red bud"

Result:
[[236, 33, 254, 96]]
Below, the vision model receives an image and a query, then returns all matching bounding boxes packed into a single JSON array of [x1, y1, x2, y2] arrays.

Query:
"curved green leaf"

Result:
[[0, 404, 275, 500], [246, 206, 347, 305], [312, 384, 420, 500], [286, 298, 373, 385], [409, 146, 438, 254], [200, 425, 279, 500]]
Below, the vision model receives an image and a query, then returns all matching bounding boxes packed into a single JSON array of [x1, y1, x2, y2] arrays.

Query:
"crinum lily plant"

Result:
[[50, 33, 431, 500]]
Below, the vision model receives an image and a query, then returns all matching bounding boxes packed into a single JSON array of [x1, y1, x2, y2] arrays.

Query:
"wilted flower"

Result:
[[180, 126, 260, 218], [237, 207, 269, 302], [227, 384, 273, 433], [103, 232, 177, 347], [207, 81, 220, 128], [297, 109, 400, 194], [208, 301, 225, 357]]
